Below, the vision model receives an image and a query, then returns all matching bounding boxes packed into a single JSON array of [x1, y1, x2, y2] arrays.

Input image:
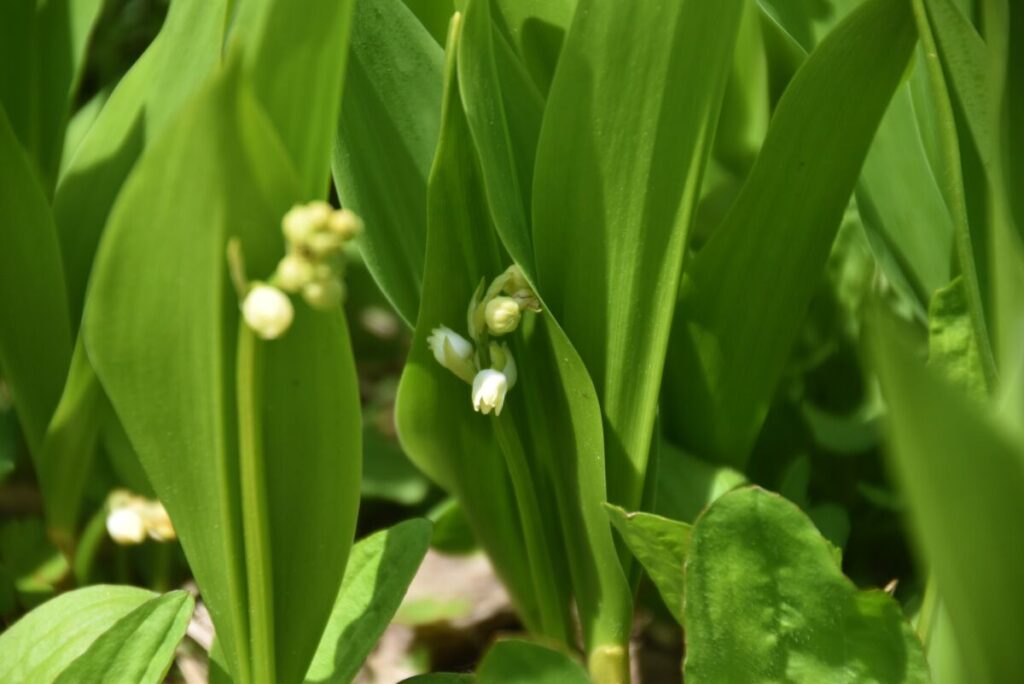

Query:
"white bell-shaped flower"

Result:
[[243, 284, 294, 340], [472, 368, 509, 416], [428, 326, 476, 383]]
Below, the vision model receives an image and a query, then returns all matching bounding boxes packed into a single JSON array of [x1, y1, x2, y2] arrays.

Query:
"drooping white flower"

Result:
[[106, 506, 147, 545], [484, 296, 522, 335], [143, 502, 176, 542], [428, 326, 476, 383], [472, 368, 509, 416], [243, 284, 294, 339]]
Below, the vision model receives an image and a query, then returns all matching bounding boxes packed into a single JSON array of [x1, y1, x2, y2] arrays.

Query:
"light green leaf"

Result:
[[401, 675, 474, 684], [54, 590, 194, 684], [532, 0, 745, 509], [332, 0, 444, 326], [492, 0, 576, 96], [666, 0, 917, 465], [605, 505, 691, 625], [928, 276, 986, 400], [54, 0, 228, 324], [684, 487, 929, 683], [86, 65, 362, 683], [654, 440, 747, 524], [305, 519, 432, 684], [476, 640, 589, 684], [869, 309, 1024, 682], [243, 0, 354, 198], [0, 585, 155, 683], [0, 106, 72, 457]]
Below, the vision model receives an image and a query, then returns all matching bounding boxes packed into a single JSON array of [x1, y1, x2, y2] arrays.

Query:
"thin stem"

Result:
[[493, 416, 572, 645], [237, 326, 276, 684]]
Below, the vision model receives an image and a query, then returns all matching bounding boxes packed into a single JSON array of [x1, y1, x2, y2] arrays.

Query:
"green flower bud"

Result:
[[302, 278, 344, 309], [485, 296, 522, 335]]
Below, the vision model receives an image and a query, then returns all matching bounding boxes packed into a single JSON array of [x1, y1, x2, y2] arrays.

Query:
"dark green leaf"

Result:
[[666, 0, 917, 465], [333, 0, 444, 326], [476, 640, 589, 684], [684, 487, 929, 683]]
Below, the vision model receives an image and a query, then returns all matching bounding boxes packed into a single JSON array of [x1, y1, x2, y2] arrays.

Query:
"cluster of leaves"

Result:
[[0, 0, 1022, 682]]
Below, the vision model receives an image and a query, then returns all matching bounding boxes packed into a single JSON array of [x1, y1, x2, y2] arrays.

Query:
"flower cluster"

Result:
[[105, 489, 176, 545], [429, 265, 540, 416], [238, 201, 363, 340]]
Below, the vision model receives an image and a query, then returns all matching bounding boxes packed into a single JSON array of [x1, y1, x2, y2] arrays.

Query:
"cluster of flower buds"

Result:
[[238, 201, 363, 340], [429, 265, 539, 416], [105, 489, 176, 545]]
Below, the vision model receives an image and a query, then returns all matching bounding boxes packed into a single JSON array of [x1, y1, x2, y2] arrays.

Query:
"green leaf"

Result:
[[491, 0, 576, 96], [37, 336, 104, 548], [305, 519, 432, 683], [54, 0, 228, 324], [54, 590, 194, 684], [0, 585, 155, 683], [869, 309, 1024, 682], [0, 518, 69, 608], [0, 106, 72, 457], [401, 675, 474, 684], [666, 0, 917, 465], [332, 0, 444, 326], [654, 440, 747, 524], [532, 0, 746, 508], [605, 505, 691, 624], [476, 640, 589, 684], [242, 0, 355, 197], [928, 276, 986, 400], [683, 487, 929, 683], [86, 65, 363, 683], [0, 0, 103, 192]]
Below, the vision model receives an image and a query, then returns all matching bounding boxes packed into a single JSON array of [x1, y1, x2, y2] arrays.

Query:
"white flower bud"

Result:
[[484, 296, 521, 335], [304, 201, 333, 227], [302, 278, 344, 309], [428, 327, 476, 383], [106, 506, 147, 545], [472, 368, 509, 416], [275, 254, 314, 292], [327, 208, 363, 240], [282, 205, 318, 245], [243, 284, 294, 339], [307, 231, 345, 258]]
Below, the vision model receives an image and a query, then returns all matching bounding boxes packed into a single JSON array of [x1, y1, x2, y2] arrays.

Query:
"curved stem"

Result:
[[237, 326, 276, 684]]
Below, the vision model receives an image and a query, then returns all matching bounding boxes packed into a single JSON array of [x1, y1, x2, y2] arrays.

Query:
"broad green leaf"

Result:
[[401, 675, 474, 684], [332, 0, 444, 326], [532, 0, 745, 508], [869, 310, 1024, 682], [0, 106, 72, 457], [684, 487, 929, 683], [54, 0, 228, 324], [402, 0, 454, 44], [394, 16, 555, 641], [0, 0, 103, 192], [86, 65, 362, 683], [928, 276, 985, 399], [666, 0, 917, 465], [305, 519, 432, 684], [605, 505, 691, 625], [54, 590, 194, 684], [476, 640, 589, 684], [0, 585, 154, 683], [242, 0, 354, 198]]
